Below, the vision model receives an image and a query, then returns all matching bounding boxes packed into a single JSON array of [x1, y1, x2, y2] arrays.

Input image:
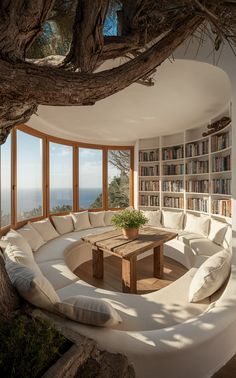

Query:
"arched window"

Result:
[[0, 134, 11, 228]]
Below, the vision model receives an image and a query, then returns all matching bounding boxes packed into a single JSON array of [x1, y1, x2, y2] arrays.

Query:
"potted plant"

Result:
[[111, 209, 148, 240]]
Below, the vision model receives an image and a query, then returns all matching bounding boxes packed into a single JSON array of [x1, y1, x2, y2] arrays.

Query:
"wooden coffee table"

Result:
[[82, 227, 177, 294]]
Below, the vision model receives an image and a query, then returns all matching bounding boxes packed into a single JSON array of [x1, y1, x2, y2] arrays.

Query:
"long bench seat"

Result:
[[2, 210, 235, 378]]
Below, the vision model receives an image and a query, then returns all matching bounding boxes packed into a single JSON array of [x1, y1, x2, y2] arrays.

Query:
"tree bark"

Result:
[[64, 0, 109, 72], [0, 254, 20, 320]]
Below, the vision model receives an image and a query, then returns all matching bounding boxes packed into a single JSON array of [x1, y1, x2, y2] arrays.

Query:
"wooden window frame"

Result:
[[0, 124, 134, 234]]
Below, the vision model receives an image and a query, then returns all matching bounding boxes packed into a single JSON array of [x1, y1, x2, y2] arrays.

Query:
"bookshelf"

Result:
[[138, 121, 232, 219]]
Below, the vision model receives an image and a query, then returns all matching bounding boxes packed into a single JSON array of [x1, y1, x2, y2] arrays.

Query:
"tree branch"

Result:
[[0, 15, 202, 108], [63, 0, 109, 72]]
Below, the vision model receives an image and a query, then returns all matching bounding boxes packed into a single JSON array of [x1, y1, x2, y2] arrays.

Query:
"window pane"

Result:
[[50, 142, 73, 213], [108, 150, 131, 208], [1, 134, 11, 227], [79, 148, 103, 209], [17, 131, 43, 221]]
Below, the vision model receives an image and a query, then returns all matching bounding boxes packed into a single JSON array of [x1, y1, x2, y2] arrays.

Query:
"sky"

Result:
[[0, 131, 121, 191]]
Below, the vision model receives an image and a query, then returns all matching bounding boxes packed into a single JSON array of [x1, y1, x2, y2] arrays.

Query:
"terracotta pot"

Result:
[[122, 228, 139, 240]]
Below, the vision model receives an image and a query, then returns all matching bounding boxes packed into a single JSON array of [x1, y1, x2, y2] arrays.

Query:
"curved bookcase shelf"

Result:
[[138, 120, 232, 218]]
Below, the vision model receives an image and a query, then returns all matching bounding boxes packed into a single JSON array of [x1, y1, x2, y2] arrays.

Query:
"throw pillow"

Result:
[[18, 223, 45, 252], [89, 212, 106, 228], [55, 295, 122, 327], [5, 258, 60, 312], [4, 244, 41, 276], [51, 214, 74, 235], [141, 210, 161, 227], [104, 211, 118, 226], [31, 219, 59, 242], [222, 226, 232, 250], [3, 229, 33, 258], [184, 213, 210, 237], [71, 211, 91, 231], [189, 249, 231, 302], [162, 210, 184, 230], [208, 219, 228, 246]]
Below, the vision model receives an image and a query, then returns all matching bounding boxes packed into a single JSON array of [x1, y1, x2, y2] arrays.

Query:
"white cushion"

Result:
[[3, 229, 33, 258], [141, 210, 161, 227], [89, 211, 105, 228], [31, 219, 59, 242], [51, 214, 74, 235], [55, 295, 122, 327], [4, 244, 41, 276], [189, 249, 231, 302], [71, 211, 91, 231], [18, 223, 45, 252], [104, 211, 119, 226], [208, 219, 228, 246], [162, 211, 184, 230], [184, 214, 210, 237], [5, 258, 60, 312], [222, 225, 232, 250]]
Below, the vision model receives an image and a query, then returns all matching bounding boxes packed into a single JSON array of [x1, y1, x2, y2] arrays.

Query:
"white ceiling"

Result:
[[28, 59, 231, 145]]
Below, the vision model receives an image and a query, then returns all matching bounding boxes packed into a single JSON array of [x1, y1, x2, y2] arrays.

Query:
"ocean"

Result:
[[1, 188, 102, 214]]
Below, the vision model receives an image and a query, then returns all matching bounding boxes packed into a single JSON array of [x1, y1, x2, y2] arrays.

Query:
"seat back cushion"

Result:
[[55, 295, 122, 327], [5, 258, 60, 312], [17, 223, 45, 252], [184, 213, 210, 237], [222, 225, 232, 250], [208, 219, 228, 246], [31, 219, 59, 242], [141, 210, 161, 227], [189, 249, 231, 302], [4, 244, 42, 275], [51, 214, 74, 235], [104, 211, 119, 226], [71, 211, 91, 231], [3, 229, 33, 258], [89, 212, 106, 228], [162, 210, 184, 230]]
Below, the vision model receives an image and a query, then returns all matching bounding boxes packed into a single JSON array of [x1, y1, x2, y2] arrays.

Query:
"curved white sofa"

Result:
[[5, 211, 236, 378]]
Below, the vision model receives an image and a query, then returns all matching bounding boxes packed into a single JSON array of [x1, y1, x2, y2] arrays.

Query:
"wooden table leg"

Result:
[[153, 244, 164, 279], [122, 256, 137, 294], [92, 248, 104, 279]]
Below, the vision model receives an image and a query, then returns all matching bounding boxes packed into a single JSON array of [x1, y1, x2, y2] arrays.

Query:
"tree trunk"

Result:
[[0, 254, 20, 320]]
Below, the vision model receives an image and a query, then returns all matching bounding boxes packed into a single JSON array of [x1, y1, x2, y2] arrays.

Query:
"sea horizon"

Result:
[[1, 187, 102, 214]]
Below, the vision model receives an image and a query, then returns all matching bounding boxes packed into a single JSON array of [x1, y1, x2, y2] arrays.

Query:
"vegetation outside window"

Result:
[[108, 150, 131, 208]]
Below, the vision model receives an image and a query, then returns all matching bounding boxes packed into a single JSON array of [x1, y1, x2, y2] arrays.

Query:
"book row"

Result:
[[212, 155, 231, 172], [186, 140, 208, 157], [162, 164, 185, 176], [139, 149, 159, 162], [186, 180, 209, 193], [163, 196, 184, 209], [212, 179, 231, 195], [139, 180, 159, 191], [211, 132, 230, 152], [162, 145, 184, 160], [187, 198, 209, 213], [140, 165, 159, 176], [140, 195, 159, 207], [186, 160, 209, 174], [162, 180, 184, 192], [211, 199, 231, 217]]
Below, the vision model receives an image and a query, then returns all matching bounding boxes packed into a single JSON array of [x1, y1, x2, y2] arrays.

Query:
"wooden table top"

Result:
[[82, 227, 178, 258]]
